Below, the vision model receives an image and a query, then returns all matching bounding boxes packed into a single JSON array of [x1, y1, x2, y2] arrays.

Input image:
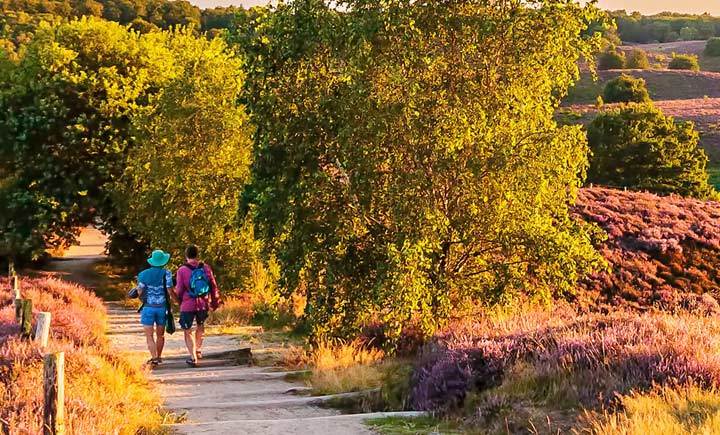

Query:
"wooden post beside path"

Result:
[[35, 312, 51, 348], [13, 275, 22, 323], [43, 352, 65, 435], [20, 299, 33, 338]]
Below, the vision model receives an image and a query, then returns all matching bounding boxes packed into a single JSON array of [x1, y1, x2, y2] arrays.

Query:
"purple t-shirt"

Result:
[[175, 260, 220, 313]]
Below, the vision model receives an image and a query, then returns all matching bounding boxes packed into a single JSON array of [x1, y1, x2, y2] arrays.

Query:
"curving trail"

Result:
[[46, 227, 417, 434]]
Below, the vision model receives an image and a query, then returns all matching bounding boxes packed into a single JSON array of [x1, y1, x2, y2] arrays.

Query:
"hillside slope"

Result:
[[574, 187, 720, 313]]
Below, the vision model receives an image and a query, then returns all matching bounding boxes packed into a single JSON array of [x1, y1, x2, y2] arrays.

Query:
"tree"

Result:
[[598, 49, 626, 70], [668, 54, 700, 71], [0, 18, 171, 259], [116, 29, 258, 289], [237, 0, 606, 342], [587, 104, 715, 199], [625, 48, 650, 69], [603, 74, 651, 103]]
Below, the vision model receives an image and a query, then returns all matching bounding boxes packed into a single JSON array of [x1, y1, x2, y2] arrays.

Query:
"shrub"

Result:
[[625, 49, 650, 69], [668, 54, 700, 71], [0, 277, 162, 433], [411, 307, 720, 417], [705, 37, 720, 57], [602, 74, 651, 103], [598, 49, 626, 70], [587, 104, 715, 199], [574, 187, 720, 312]]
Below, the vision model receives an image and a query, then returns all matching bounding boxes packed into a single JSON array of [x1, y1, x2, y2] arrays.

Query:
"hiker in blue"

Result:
[[137, 249, 174, 367]]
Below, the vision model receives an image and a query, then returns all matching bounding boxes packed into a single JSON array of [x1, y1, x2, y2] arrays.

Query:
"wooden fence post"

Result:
[[43, 352, 65, 435], [35, 312, 51, 348], [14, 275, 22, 323], [20, 299, 33, 338]]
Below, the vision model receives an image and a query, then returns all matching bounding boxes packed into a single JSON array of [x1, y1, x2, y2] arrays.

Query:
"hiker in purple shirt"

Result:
[[175, 245, 222, 367]]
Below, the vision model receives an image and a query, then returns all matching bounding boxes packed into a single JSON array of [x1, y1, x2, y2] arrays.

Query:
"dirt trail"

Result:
[[47, 228, 416, 434]]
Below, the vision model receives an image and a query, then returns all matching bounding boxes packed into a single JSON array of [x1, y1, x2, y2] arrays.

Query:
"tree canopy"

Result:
[[587, 103, 716, 200], [236, 0, 607, 341]]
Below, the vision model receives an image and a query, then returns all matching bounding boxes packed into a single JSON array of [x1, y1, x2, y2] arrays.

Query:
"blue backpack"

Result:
[[186, 263, 211, 298]]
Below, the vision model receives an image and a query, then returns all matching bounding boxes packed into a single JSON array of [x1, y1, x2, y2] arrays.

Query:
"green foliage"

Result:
[[613, 12, 719, 44], [626, 49, 650, 69], [668, 54, 700, 71], [705, 38, 720, 57], [1, 0, 202, 30], [587, 104, 715, 199], [603, 74, 651, 104], [0, 17, 171, 259], [115, 29, 258, 290], [598, 49, 626, 70], [236, 0, 606, 343]]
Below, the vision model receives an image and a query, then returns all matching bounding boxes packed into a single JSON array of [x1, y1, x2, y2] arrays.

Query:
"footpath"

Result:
[[47, 228, 417, 434]]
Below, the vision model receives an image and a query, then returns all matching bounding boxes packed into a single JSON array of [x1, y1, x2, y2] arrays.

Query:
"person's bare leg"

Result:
[[195, 323, 204, 357], [155, 326, 166, 360], [144, 326, 158, 359], [184, 328, 197, 362]]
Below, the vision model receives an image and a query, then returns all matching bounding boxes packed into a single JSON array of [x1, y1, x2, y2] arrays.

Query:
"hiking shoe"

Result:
[[155, 357, 163, 364], [146, 359, 159, 368], [185, 358, 198, 368]]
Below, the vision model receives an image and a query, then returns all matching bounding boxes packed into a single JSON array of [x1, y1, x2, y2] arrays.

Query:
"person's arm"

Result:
[[165, 269, 178, 304], [206, 265, 222, 310], [175, 268, 186, 303]]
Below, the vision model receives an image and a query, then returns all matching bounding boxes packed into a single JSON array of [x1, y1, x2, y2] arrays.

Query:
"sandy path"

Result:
[[47, 227, 390, 434]]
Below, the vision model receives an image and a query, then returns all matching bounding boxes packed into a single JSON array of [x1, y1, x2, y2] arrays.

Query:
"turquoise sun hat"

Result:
[[147, 249, 171, 267]]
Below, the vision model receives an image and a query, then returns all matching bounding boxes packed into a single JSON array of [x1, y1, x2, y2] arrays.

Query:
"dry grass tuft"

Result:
[[0, 276, 162, 434], [585, 386, 720, 434]]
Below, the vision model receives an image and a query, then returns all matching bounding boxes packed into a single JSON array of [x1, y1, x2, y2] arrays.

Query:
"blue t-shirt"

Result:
[[137, 267, 173, 307]]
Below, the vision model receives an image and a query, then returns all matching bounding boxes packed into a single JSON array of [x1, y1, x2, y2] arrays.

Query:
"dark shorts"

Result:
[[179, 310, 208, 330]]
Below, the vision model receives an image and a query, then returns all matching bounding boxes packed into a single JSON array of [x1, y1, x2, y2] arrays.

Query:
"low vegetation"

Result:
[[669, 53, 701, 71], [0, 277, 162, 433], [574, 188, 720, 311], [625, 48, 650, 69], [597, 48, 625, 70], [706, 37, 720, 57], [410, 306, 720, 433], [602, 74, 651, 103]]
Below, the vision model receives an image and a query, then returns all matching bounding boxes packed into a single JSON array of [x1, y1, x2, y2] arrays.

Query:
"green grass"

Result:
[[708, 166, 720, 191], [366, 416, 466, 435]]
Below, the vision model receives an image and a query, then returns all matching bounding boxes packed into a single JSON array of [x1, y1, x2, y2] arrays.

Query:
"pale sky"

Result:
[[188, 0, 720, 16]]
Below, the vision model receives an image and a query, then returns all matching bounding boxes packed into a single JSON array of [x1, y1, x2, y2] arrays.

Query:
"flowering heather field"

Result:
[[574, 187, 720, 313], [410, 306, 720, 432], [0, 277, 161, 433]]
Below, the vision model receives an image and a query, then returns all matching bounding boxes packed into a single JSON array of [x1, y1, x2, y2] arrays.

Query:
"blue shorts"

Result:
[[179, 310, 208, 330], [140, 306, 167, 327]]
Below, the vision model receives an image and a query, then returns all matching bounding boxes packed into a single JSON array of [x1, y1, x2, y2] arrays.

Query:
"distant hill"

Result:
[[574, 187, 720, 314]]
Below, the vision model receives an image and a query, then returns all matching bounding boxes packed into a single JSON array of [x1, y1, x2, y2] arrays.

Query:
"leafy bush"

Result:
[[0, 277, 162, 433], [705, 37, 720, 57], [602, 74, 651, 103], [598, 49, 626, 70], [625, 49, 650, 69], [668, 54, 700, 71], [587, 104, 715, 199], [574, 187, 720, 312]]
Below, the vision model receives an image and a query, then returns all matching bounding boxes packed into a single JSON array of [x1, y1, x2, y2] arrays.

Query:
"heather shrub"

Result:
[[705, 37, 720, 57], [602, 74, 651, 103], [668, 54, 700, 71], [0, 277, 162, 433], [587, 104, 715, 199], [598, 49, 626, 70], [410, 307, 720, 425], [625, 49, 650, 69], [574, 188, 720, 312]]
